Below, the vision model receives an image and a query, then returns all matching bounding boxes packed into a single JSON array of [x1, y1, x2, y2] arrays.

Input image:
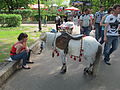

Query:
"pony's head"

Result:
[[40, 32, 47, 42], [40, 32, 61, 49]]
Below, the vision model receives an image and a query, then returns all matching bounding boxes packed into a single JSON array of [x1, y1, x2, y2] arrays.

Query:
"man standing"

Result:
[[55, 13, 61, 32], [80, 9, 92, 36], [104, 4, 120, 65], [95, 6, 105, 41]]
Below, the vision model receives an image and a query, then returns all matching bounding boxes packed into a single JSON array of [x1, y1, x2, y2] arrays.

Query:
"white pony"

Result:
[[40, 32, 102, 76]]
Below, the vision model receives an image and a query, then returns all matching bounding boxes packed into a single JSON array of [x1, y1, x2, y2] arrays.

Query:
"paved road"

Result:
[[1, 24, 120, 90]]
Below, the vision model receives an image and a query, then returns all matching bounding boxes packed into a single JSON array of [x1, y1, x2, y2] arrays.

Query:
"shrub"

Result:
[[13, 9, 33, 20], [33, 13, 65, 21], [0, 14, 22, 27], [0, 9, 33, 21]]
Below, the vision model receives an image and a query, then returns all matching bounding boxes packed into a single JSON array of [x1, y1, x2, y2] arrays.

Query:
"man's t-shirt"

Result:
[[95, 11, 105, 23], [80, 14, 91, 27], [55, 16, 61, 24], [105, 14, 120, 36]]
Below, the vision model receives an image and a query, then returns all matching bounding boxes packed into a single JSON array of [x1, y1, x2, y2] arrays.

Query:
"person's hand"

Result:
[[25, 47, 29, 52], [104, 36, 107, 42], [91, 25, 95, 30], [80, 27, 83, 31]]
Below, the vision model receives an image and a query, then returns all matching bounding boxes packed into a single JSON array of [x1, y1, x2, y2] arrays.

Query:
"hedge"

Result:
[[0, 9, 65, 22], [34, 14, 65, 21], [0, 14, 22, 27], [0, 9, 32, 21], [12, 9, 33, 20]]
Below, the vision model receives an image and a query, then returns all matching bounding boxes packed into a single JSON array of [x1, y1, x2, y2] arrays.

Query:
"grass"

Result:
[[0, 25, 50, 62]]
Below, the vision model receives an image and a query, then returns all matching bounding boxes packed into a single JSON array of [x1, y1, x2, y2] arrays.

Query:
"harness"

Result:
[[52, 32, 84, 62], [70, 36, 84, 62]]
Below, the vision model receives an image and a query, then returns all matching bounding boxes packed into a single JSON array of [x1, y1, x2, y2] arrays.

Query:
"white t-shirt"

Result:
[[80, 14, 91, 27], [89, 14, 94, 19], [73, 16, 78, 25], [105, 14, 120, 36], [95, 11, 105, 23], [56, 16, 60, 21]]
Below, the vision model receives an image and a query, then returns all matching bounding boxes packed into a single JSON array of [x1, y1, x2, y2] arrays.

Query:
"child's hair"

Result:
[[17, 33, 28, 41]]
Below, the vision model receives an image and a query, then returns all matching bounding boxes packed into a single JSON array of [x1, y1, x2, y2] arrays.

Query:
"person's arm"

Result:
[[80, 15, 83, 30], [104, 24, 109, 42], [117, 24, 120, 35], [93, 12, 97, 25], [15, 44, 25, 54], [104, 15, 110, 42], [89, 16, 93, 27], [23, 42, 29, 52], [100, 15, 107, 26], [55, 17, 57, 23], [118, 24, 120, 30]]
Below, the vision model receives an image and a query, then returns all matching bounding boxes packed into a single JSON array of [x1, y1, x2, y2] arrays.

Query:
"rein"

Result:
[[79, 36, 84, 61]]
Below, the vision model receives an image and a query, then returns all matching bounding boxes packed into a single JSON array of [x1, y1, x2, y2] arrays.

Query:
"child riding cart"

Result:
[[58, 22, 74, 34]]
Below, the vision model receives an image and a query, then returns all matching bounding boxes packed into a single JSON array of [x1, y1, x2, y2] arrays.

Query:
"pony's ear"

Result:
[[40, 33, 47, 41]]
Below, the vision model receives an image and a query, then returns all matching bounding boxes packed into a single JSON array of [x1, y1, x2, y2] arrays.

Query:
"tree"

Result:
[[0, 0, 6, 11], [70, 0, 120, 12], [0, 0, 36, 12]]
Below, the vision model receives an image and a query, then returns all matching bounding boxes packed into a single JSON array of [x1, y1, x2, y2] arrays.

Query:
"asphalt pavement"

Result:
[[1, 24, 120, 90]]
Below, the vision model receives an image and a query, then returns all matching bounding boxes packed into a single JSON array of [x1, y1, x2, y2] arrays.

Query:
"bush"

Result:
[[34, 14, 56, 21], [33, 13, 65, 21], [0, 14, 22, 27], [13, 9, 33, 20], [0, 9, 33, 21]]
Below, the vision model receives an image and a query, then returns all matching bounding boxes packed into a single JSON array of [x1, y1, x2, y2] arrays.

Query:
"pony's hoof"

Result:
[[83, 67, 89, 75], [83, 67, 93, 76], [60, 69, 66, 74], [88, 71, 93, 75], [60, 65, 67, 74]]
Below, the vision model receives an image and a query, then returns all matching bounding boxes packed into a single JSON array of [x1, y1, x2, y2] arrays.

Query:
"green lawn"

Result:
[[0, 26, 49, 62]]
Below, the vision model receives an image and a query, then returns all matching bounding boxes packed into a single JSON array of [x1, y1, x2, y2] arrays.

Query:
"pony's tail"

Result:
[[92, 45, 102, 76]]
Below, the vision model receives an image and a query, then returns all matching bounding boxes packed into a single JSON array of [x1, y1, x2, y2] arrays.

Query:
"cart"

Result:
[[58, 22, 74, 34]]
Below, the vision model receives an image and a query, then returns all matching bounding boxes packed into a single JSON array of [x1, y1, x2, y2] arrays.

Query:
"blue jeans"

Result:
[[99, 30, 104, 44], [95, 23, 102, 41], [81, 26, 91, 36], [103, 36, 119, 62], [10, 51, 28, 66]]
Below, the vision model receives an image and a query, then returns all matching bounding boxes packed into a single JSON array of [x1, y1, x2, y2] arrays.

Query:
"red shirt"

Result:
[[10, 42, 26, 55]]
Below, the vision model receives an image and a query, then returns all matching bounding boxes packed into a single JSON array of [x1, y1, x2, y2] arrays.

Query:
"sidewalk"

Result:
[[0, 24, 56, 87]]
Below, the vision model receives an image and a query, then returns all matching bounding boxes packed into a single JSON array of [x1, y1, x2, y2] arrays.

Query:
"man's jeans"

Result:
[[99, 30, 104, 44], [10, 51, 28, 66], [103, 36, 119, 62], [81, 26, 91, 36], [95, 23, 102, 41]]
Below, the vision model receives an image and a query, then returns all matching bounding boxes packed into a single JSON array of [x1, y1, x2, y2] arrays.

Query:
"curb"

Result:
[[0, 40, 40, 87]]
